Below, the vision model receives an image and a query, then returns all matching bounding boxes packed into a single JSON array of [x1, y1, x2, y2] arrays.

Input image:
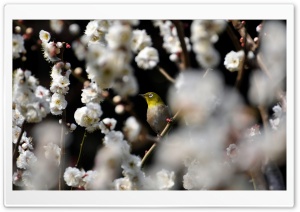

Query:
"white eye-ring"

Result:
[[148, 93, 153, 98]]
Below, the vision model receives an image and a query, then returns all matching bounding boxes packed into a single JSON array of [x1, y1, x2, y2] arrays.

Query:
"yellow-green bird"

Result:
[[140, 92, 172, 135]]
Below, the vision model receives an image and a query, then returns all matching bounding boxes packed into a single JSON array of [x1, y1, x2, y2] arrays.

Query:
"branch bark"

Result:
[[172, 20, 190, 70]]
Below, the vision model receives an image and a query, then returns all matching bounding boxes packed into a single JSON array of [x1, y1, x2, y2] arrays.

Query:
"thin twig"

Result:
[[172, 20, 190, 70], [157, 66, 175, 84], [249, 172, 257, 190], [75, 130, 87, 168], [258, 105, 269, 129], [141, 110, 181, 167], [58, 110, 66, 190], [13, 122, 25, 158], [231, 20, 257, 52]]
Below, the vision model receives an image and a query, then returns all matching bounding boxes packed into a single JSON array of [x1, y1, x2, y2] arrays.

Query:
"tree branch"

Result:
[[157, 66, 175, 84], [172, 20, 190, 70], [141, 110, 181, 167]]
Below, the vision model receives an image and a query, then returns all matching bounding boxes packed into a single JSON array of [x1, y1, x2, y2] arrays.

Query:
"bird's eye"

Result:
[[148, 93, 153, 98]]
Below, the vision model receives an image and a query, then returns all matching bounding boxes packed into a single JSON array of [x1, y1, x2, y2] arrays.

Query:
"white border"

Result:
[[3, 3, 294, 207]]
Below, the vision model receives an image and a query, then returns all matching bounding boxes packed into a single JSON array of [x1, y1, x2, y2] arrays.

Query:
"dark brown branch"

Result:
[[172, 20, 190, 70], [231, 20, 257, 52], [226, 25, 242, 51], [13, 122, 25, 159]]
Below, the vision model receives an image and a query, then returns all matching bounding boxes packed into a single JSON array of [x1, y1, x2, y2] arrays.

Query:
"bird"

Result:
[[140, 92, 172, 135]]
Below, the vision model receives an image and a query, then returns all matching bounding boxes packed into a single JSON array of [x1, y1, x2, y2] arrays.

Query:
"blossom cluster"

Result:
[[154, 20, 191, 63], [64, 119, 174, 190], [13, 69, 51, 123], [190, 20, 227, 68]]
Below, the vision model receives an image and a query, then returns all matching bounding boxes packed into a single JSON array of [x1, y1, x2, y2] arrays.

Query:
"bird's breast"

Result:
[[147, 105, 171, 135]]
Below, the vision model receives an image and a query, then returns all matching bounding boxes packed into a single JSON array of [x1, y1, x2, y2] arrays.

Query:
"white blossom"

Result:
[[25, 102, 44, 123], [12, 109, 25, 127], [85, 20, 110, 44], [248, 70, 277, 106], [69, 23, 80, 35], [35, 85, 50, 101], [13, 171, 24, 187], [99, 118, 117, 134], [103, 131, 124, 146], [50, 93, 67, 115], [105, 23, 132, 49], [16, 150, 37, 169], [123, 116, 141, 142], [81, 82, 103, 104], [153, 20, 191, 63], [259, 21, 286, 82], [191, 20, 227, 42], [50, 75, 70, 94], [85, 20, 99, 37], [74, 103, 103, 131], [63, 167, 85, 187], [168, 70, 223, 124], [12, 126, 21, 144], [39, 30, 51, 43], [196, 47, 220, 69], [86, 50, 129, 89], [269, 104, 283, 130], [113, 74, 139, 97], [121, 155, 142, 178], [114, 177, 132, 190], [13, 34, 26, 59], [50, 20, 64, 34], [41, 40, 61, 63], [70, 123, 77, 131], [224, 50, 245, 72], [135, 47, 159, 70], [72, 37, 87, 61], [115, 104, 125, 114], [82, 170, 98, 190], [131, 29, 152, 53], [18, 132, 33, 153], [44, 143, 61, 166], [156, 169, 175, 190]]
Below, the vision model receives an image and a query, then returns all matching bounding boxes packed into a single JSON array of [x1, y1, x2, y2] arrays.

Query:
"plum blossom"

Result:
[[99, 118, 117, 134], [224, 50, 245, 72], [135, 47, 159, 70], [105, 23, 132, 49], [123, 116, 141, 142], [44, 143, 61, 166], [131, 29, 152, 53], [74, 103, 103, 132], [50, 93, 67, 115], [13, 34, 26, 59], [63, 167, 85, 187], [81, 82, 103, 104], [114, 177, 132, 190], [39, 30, 51, 43], [16, 150, 37, 170], [156, 169, 175, 190]]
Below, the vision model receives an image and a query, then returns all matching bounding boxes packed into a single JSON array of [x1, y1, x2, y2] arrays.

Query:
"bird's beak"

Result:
[[139, 94, 145, 98]]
